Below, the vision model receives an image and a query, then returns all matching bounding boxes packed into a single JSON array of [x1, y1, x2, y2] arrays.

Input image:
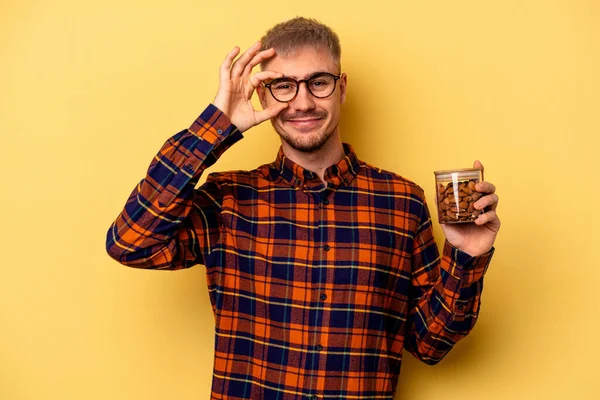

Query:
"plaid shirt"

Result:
[[106, 104, 493, 400]]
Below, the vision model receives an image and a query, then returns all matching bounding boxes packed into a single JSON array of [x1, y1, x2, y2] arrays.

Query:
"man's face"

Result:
[[258, 46, 347, 153]]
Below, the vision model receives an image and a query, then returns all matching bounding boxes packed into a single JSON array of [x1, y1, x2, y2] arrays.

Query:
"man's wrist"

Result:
[[454, 244, 493, 258], [444, 240, 494, 267]]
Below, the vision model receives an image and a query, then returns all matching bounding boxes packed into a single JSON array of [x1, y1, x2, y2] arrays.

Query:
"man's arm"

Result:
[[106, 42, 288, 270], [105, 106, 241, 269], [403, 201, 493, 364], [404, 169, 499, 364]]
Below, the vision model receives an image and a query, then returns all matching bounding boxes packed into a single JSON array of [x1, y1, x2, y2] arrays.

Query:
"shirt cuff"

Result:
[[442, 240, 495, 284], [189, 103, 241, 144]]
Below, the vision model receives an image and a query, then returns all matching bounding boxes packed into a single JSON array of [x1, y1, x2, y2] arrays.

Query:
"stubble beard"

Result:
[[274, 111, 335, 154]]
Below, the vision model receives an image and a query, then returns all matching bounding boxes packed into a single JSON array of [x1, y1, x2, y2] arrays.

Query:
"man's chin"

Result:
[[280, 132, 331, 154], [288, 141, 326, 154]]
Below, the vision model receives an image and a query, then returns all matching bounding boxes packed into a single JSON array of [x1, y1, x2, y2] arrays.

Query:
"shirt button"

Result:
[[184, 164, 194, 172], [323, 244, 330, 251], [323, 198, 330, 205], [217, 129, 222, 134], [309, 396, 318, 400], [320, 293, 327, 301], [316, 344, 323, 351]]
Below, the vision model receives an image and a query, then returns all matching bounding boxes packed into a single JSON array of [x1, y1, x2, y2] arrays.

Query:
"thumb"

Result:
[[254, 102, 288, 125]]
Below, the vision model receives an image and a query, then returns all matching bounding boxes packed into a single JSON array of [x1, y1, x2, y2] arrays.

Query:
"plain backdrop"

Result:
[[1, 0, 599, 399]]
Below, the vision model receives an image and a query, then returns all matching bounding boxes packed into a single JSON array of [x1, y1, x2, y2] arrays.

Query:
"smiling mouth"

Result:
[[283, 119, 323, 134], [286, 118, 322, 128]]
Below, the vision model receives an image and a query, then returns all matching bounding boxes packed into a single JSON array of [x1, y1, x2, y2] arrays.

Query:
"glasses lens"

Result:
[[270, 78, 297, 102], [307, 73, 336, 98]]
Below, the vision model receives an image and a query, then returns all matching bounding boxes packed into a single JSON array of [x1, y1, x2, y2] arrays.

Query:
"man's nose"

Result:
[[290, 82, 316, 111]]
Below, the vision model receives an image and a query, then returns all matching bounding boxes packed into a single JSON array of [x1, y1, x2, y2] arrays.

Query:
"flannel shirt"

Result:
[[106, 104, 494, 400]]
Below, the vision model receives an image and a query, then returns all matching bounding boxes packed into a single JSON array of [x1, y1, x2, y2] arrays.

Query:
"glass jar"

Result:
[[434, 168, 484, 224]]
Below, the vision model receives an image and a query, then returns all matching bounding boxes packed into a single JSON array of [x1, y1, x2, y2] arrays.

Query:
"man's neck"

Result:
[[281, 132, 345, 184]]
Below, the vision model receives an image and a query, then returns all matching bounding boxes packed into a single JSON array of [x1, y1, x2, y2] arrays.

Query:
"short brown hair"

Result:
[[260, 17, 341, 70]]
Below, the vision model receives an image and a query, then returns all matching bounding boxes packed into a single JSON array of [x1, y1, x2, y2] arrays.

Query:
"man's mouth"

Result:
[[282, 113, 326, 131], [286, 118, 322, 130]]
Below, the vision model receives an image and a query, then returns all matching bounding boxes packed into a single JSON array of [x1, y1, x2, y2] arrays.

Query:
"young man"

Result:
[[107, 17, 500, 400]]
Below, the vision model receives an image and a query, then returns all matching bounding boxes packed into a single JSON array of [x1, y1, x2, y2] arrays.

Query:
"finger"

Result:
[[475, 181, 496, 194], [231, 41, 262, 77], [474, 193, 499, 211], [473, 160, 484, 171], [249, 70, 284, 89], [254, 102, 289, 125], [474, 209, 499, 226], [243, 48, 277, 77], [220, 47, 240, 83]]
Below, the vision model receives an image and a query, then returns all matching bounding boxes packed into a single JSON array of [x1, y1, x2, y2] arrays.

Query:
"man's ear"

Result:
[[339, 73, 348, 104]]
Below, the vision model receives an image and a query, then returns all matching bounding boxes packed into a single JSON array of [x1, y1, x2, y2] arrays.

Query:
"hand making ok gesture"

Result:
[[212, 41, 288, 133]]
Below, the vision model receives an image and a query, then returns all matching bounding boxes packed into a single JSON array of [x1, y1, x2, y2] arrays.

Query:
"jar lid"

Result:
[[434, 167, 482, 181]]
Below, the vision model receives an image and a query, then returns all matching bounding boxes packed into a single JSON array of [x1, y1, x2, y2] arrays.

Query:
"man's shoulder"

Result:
[[204, 162, 277, 186], [356, 160, 426, 198]]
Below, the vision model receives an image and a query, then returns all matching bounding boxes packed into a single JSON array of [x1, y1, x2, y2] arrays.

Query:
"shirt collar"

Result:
[[272, 143, 360, 189]]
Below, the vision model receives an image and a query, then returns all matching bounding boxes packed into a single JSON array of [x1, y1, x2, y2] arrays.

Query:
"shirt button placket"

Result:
[[311, 188, 328, 397]]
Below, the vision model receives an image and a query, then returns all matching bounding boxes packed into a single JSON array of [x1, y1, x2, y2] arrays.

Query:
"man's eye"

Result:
[[311, 80, 327, 87], [275, 84, 293, 90]]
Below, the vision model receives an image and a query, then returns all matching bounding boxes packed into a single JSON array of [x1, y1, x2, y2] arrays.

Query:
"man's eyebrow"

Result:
[[284, 71, 334, 80]]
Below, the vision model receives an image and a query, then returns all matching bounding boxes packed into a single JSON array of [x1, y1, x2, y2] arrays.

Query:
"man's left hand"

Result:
[[440, 160, 501, 257]]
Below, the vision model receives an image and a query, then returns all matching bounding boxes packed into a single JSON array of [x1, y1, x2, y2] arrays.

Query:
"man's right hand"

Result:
[[213, 41, 288, 133]]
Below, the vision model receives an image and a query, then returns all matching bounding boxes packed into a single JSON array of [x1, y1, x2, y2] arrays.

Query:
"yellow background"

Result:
[[1, 0, 599, 399]]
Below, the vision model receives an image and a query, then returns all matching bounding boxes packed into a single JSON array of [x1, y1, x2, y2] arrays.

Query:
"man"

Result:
[[106, 17, 500, 400]]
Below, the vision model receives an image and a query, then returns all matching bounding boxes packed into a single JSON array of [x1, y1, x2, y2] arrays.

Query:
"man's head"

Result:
[[259, 17, 341, 72], [257, 17, 346, 154]]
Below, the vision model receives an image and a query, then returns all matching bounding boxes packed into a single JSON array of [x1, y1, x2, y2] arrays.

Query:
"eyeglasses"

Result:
[[263, 72, 342, 103]]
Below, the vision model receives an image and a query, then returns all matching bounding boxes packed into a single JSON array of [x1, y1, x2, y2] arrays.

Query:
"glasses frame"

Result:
[[263, 72, 342, 103]]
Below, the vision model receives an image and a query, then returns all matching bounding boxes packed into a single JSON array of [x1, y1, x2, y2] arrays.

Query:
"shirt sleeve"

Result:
[[105, 104, 242, 270], [403, 194, 494, 365]]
